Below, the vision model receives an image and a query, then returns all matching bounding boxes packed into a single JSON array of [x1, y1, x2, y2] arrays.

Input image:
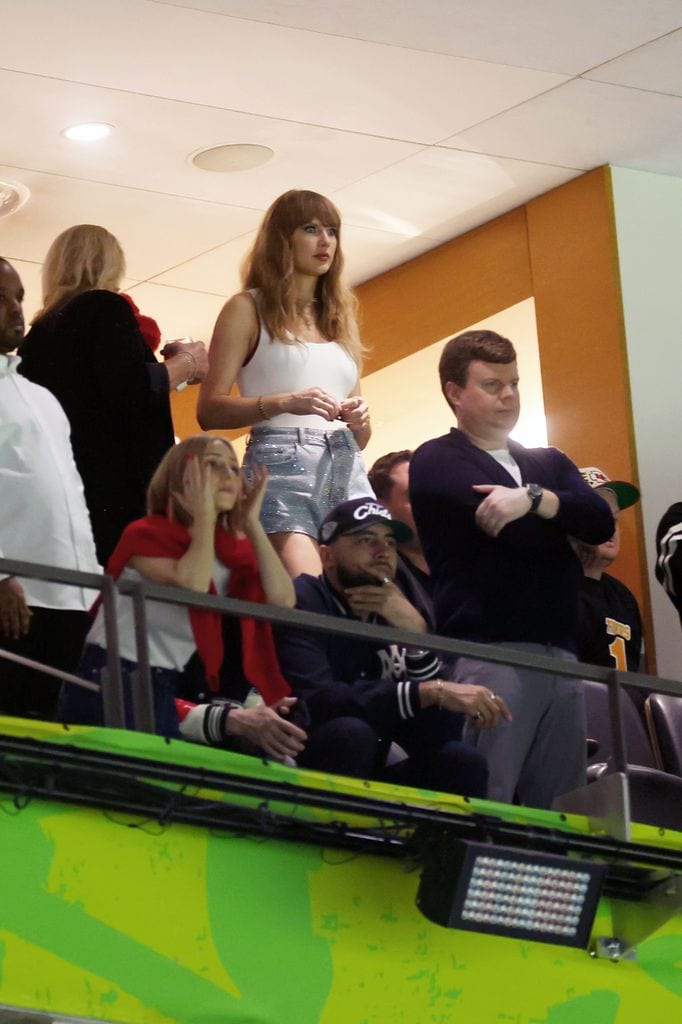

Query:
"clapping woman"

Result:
[[198, 190, 372, 578]]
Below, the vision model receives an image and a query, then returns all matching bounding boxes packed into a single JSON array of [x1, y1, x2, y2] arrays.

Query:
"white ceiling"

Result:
[[1, 0, 681, 345]]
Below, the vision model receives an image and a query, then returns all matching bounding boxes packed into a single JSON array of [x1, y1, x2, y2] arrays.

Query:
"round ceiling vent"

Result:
[[190, 143, 274, 172], [0, 179, 30, 219]]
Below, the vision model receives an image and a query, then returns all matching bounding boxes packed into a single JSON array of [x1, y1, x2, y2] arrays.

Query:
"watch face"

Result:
[[527, 483, 543, 511]]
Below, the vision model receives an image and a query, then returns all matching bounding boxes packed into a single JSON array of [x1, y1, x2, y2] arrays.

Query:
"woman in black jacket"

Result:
[[20, 224, 207, 564]]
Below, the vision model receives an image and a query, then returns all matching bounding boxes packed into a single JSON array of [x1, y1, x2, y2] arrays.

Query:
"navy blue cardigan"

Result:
[[409, 429, 614, 653]]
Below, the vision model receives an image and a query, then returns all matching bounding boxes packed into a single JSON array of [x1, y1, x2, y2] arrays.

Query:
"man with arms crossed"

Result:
[[410, 331, 614, 808]]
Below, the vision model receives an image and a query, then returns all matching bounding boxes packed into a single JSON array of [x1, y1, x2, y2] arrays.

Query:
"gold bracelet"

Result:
[[435, 679, 444, 711], [257, 395, 268, 420]]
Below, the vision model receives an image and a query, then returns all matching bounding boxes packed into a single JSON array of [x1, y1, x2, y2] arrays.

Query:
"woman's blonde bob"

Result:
[[241, 189, 364, 370], [35, 224, 126, 320], [147, 436, 240, 530]]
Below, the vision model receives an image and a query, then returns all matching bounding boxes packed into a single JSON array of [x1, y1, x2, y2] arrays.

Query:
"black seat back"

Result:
[[584, 680, 656, 768], [645, 693, 682, 776]]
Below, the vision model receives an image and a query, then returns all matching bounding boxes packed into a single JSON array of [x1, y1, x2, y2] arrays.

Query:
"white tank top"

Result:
[[237, 290, 359, 429]]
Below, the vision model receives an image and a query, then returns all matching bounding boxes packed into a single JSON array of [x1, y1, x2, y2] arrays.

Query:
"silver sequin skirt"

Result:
[[244, 425, 374, 538]]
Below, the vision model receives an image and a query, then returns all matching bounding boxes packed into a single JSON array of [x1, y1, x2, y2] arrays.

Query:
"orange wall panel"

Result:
[[356, 208, 532, 372], [526, 168, 652, 666], [170, 383, 245, 444]]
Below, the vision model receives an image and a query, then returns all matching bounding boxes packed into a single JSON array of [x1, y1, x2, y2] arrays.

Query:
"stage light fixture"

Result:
[[417, 839, 605, 948]]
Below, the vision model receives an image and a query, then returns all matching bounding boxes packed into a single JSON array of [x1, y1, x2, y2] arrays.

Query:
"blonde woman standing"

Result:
[[198, 190, 372, 578], [20, 225, 208, 563]]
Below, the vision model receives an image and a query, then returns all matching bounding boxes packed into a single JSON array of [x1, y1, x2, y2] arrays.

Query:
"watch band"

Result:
[[526, 483, 543, 513]]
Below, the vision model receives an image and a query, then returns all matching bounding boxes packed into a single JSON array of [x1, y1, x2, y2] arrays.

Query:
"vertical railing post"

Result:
[[99, 575, 125, 728], [131, 581, 156, 734], [606, 669, 628, 775]]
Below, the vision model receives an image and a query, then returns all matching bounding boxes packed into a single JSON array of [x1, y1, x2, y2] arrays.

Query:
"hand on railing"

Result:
[[0, 577, 32, 640]]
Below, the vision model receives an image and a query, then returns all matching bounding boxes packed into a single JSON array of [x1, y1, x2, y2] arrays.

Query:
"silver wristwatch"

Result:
[[526, 483, 543, 513]]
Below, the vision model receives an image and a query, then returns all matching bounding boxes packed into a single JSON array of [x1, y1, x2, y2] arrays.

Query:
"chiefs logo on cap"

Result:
[[353, 502, 391, 522]]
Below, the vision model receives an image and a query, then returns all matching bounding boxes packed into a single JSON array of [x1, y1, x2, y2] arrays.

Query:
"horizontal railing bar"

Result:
[[0, 648, 100, 692], [3, 555, 682, 699], [119, 578, 682, 698], [0, 557, 105, 590]]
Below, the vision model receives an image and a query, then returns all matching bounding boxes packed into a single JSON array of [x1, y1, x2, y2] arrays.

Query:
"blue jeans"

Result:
[[59, 644, 181, 738]]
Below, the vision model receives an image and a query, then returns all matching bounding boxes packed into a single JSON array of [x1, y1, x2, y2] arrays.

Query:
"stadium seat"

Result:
[[645, 693, 682, 776], [583, 681, 682, 831]]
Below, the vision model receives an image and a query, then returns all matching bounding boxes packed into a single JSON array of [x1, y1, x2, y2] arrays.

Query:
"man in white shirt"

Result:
[[0, 258, 101, 719]]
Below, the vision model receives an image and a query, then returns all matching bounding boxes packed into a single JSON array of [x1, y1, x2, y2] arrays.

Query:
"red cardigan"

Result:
[[106, 515, 290, 704]]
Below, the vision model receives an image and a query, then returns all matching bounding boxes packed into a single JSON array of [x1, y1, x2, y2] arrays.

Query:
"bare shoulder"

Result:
[[215, 291, 257, 328], [210, 291, 259, 353]]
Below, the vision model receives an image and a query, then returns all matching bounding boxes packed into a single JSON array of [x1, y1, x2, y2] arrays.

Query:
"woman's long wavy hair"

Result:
[[147, 435, 241, 532], [34, 224, 125, 321], [241, 190, 364, 369]]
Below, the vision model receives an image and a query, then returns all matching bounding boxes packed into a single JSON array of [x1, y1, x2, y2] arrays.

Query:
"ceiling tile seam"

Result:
[[0, 160, 465, 240], [0, 65, 438, 146], [576, 24, 682, 80], [326, 144, 432, 197], [325, 141, 582, 210], [435, 145, 590, 172], [146, 0, 671, 77], [431, 144, 584, 172], [433, 75, 584, 143], [433, 70, 682, 146], [323, 141, 583, 200], [578, 74, 682, 101], [142, 228, 259, 282], [126, 279, 231, 298], [0, 160, 270, 215]]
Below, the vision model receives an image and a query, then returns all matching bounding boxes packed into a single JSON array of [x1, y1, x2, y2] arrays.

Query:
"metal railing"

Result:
[[0, 557, 126, 727], [3, 555, 682, 829]]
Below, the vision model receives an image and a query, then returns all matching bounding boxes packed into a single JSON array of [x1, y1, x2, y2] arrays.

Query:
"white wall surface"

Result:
[[611, 166, 682, 680]]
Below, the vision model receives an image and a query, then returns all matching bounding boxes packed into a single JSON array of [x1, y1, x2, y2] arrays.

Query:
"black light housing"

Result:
[[417, 838, 606, 948]]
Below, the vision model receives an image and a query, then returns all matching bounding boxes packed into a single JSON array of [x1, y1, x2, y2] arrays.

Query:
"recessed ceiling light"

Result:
[[190, 143, 274, 172], [0, 179, 30, 219], [62, 122, 113, 142]]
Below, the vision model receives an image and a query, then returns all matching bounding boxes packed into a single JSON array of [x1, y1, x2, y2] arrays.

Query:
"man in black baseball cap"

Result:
[[318, 496, 413, 546], [275, 497, 510, 797]]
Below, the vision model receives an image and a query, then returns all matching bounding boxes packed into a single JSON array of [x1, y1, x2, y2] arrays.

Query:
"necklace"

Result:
[[296, 299, 317, 330]]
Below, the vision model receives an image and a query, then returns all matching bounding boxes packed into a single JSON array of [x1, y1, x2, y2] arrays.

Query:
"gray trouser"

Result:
[[450, 643, 586, 809]]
